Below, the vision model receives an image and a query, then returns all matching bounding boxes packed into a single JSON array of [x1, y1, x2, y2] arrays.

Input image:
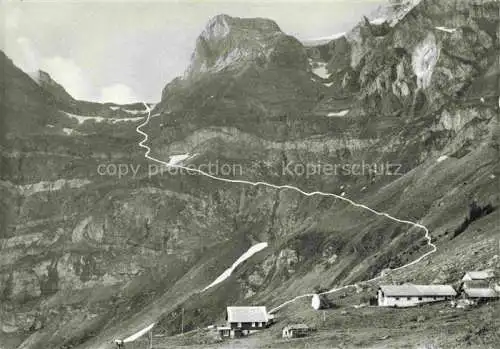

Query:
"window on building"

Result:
[[395, 297, 400, 300], [433, 296, 437, 300], [407, 297, 411, 300], [418, 297, 423, 301]]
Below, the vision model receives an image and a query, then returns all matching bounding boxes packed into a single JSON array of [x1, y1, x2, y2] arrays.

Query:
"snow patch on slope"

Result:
[[111, 117, 145, 123], [64, 111, 144, 124], [65, 112, 105, 124], [312, 62, 330, 79], [168, 154, 190, 165], [435, 26, 457, 33], [123, 109, 147, 115], [202, 242, 268, 292], [370, 17, 387, 25], [327, 110, 349, 117], [437, 155, 448, 163], [18, 179, 91, 196], [412, 33, 439, 89], [62, 128, 76, 136], [114, 323, 155, 344]]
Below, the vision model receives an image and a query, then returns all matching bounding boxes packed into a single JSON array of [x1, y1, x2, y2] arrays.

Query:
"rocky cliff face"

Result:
[[185, 14, 308, 78], [1, 2, 499, 348], [1, 53, 177, 347], [312, 0, 498, 166]]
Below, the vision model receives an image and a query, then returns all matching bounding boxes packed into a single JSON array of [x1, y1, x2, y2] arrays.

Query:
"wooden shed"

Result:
[[282, 324, 311, 338]]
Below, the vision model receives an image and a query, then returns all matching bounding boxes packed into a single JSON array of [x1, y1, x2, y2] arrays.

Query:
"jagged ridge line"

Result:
[[137, 103, 437, 314]]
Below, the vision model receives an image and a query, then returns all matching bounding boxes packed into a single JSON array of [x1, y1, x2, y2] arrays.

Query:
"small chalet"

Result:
[[282, 324, 312, 338], [462, 270, 495, 282], [463, 288, 498, 302], [226, 306, 271, 337], [461, 270, 495, 289], [378, 284, 457, 307]]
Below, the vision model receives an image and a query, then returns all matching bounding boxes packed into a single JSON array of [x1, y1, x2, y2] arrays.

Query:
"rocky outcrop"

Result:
[[29, 70, 76, 107], [185, 14, 308, 78]]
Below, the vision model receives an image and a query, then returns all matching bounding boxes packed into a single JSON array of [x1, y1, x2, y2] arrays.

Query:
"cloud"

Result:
[[42, 56, 93, 100], [5, 35, 137, 104], [100, 84, 138, 104], [6, 7, 22, 30], [4, 36, 93, 100], [6, 36, 40, 73]]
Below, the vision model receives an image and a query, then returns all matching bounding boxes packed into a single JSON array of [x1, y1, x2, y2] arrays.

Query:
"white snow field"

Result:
[[202, 242, 268, 291]]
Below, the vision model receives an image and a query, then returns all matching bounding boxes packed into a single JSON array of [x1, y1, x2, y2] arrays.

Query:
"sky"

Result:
[[1, 0, 386, 104]]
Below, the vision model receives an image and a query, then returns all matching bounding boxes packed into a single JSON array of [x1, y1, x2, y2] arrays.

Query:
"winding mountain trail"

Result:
[[136, 103, 437, 313]]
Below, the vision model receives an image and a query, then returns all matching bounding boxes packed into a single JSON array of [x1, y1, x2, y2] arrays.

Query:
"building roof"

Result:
[[464, 288, 498, 298], [283, 324, 310, 331], [227, 306, 269, 323], [462, 270, 495, 281], [379, 284, 457, 297]]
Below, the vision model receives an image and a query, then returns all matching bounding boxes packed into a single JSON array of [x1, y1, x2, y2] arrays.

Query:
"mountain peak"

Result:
[[28, 69, 76, 104], [184, 14, 304, 78], [202, 14, 282, 36], [200, 14, 232, 41]]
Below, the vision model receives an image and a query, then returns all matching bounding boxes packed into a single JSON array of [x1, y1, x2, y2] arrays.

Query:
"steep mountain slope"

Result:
[[1, 53, 173, 348], [132, 3, 499, 345], [0, 1, 498, 349]]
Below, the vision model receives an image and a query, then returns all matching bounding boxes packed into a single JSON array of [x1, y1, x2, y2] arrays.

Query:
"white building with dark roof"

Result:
[[225, 306, 271, 336], [378, 284, 457, 307]]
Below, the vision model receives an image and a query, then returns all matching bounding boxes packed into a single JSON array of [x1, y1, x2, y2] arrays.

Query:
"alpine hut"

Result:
[[377, 284, 457, 307]]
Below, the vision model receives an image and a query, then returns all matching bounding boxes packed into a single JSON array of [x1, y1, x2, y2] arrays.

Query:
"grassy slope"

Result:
[[155, 301, 500, 349]]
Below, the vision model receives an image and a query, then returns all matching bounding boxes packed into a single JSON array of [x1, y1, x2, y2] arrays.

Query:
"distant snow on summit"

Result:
[[365, 0, 423, 28], [301, 32, 346, 46], [301, 1, 423, 47]]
